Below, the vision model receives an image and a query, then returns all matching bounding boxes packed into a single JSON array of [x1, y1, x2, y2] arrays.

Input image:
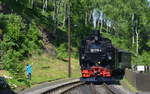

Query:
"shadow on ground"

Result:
[[0, 77, 16, 94], [80, 75, 125, 85]]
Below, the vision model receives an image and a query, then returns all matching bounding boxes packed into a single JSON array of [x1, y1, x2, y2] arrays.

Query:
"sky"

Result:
[[148, 0, 150, 6]]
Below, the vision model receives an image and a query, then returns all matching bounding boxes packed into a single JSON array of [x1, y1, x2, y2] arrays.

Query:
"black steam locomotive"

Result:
[[79, 30, 131, 81]]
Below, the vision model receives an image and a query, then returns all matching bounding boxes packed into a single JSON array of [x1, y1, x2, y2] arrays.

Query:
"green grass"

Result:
[[0, 70, 27, 90], [121, 78, 138, 92], [24, 53, 81, 84], [0, 53, 81, 91], [0, 70, 11, 77]]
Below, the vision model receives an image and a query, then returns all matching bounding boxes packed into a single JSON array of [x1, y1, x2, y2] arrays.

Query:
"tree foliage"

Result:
[[0, 14, 42, 77], [1, 0, 150, 78]]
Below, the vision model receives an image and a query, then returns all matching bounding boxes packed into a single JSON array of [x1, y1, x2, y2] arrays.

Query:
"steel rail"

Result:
[[90, 83, 97, 94], [103, 83, 117, 94], [61, 82, 85, 94], [19, 79, 81, 94], [99, 78, 118, 94], [42, 79, 84, 94]]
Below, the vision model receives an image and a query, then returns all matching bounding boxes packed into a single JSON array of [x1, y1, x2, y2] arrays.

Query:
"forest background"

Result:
[[0, 0, 150, 88]]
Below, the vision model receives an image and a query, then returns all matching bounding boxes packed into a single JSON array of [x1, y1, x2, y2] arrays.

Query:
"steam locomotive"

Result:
[[79, 30, 131, 82]]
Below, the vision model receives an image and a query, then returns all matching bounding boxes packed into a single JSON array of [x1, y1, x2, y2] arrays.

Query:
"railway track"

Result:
[[19, 78, 84, 94], [19, 78, 132, 94], [43, 80, 85, 94], [62, 82, 133, 94], [94, 83, 119, 94], [61, 82, 121, 94]]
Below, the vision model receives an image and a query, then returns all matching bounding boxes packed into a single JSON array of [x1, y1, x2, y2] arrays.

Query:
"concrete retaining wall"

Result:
[[125, 69, 150, 91]]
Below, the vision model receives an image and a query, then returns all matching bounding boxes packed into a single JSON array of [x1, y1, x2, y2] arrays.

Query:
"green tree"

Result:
[[0, 14, 42, 77]]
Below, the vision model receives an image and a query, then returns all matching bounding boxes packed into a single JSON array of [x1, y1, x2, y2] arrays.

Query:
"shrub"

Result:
[[56, 43, 68, 59], [0, 14, 42, 78]]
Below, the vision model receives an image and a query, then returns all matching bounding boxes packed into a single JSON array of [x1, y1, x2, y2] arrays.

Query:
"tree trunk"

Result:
[[135, 27, 138, 55], [107, 25, 109, 32], [53, 0, 57, 34], [88, 11, 92, 24], [132, 32, 135, 47], [85, 12, 88, 25], [42, 0, 46, 13], [63, 3, 67, 28], [97, 20, 100, 30], [100, 20, 103, 31], [31, 0, 34, 7]]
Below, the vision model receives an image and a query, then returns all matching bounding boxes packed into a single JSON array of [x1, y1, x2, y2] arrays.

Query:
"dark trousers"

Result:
[[27, 73, 31, 80]]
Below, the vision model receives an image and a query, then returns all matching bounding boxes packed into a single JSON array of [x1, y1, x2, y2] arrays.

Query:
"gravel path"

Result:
[[95, 85, 114, 94], [64, 84, 92, 94], [63, 83, 135, 94], [108, 84, 135, 94]]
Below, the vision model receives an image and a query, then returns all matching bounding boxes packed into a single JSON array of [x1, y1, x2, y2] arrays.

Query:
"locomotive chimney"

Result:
[[94, 30, 101, 41]]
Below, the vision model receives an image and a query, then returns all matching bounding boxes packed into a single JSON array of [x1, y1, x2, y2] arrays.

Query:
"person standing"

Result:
[[26, 64, 32, 80]]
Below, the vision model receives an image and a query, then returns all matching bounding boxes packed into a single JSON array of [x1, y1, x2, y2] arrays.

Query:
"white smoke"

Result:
[[92, 9, 105, 29], [92, 9, 100, 29], [105, 19, 112, 28], [92, 9, 113, 31], [99, 11, 104, 22]]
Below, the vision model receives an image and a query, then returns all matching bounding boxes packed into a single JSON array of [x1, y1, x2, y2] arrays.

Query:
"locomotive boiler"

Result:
[[79, 30, 131, 81]]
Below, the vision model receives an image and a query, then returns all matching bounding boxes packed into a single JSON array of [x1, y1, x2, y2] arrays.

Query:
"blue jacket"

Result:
[[26, 64, 32, 74]]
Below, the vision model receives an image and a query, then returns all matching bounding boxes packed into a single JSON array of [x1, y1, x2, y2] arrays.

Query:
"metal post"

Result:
[[68, 1, 71, 78]]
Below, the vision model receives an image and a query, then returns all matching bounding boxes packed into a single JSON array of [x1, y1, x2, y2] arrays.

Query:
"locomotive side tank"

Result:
[[79, 30, 131, 81]]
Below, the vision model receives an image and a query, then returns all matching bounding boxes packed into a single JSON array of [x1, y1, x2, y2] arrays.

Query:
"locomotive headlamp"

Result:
[[81, 56, 85, 59], [98, 62, 101, 64], [108, 56, 112, 60], [90, 49, 94, 52]]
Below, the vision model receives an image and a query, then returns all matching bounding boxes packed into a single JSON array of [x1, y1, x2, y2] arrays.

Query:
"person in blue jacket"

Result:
[[26, 64, 32, 80]]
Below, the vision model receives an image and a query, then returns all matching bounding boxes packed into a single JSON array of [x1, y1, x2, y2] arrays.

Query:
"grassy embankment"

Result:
[[0, 53, 81, 90], [26, 53, 81, 84], [121, 78, 138, 93]]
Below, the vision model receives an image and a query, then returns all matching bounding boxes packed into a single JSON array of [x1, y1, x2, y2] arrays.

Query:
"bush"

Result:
[[0, 14, 42, 78], [56, 43, 68, 59], [132, 51, 150, 65]]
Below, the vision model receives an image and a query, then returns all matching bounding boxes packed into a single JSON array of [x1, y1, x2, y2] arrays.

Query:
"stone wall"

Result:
[[125, 69, 150, 91]]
